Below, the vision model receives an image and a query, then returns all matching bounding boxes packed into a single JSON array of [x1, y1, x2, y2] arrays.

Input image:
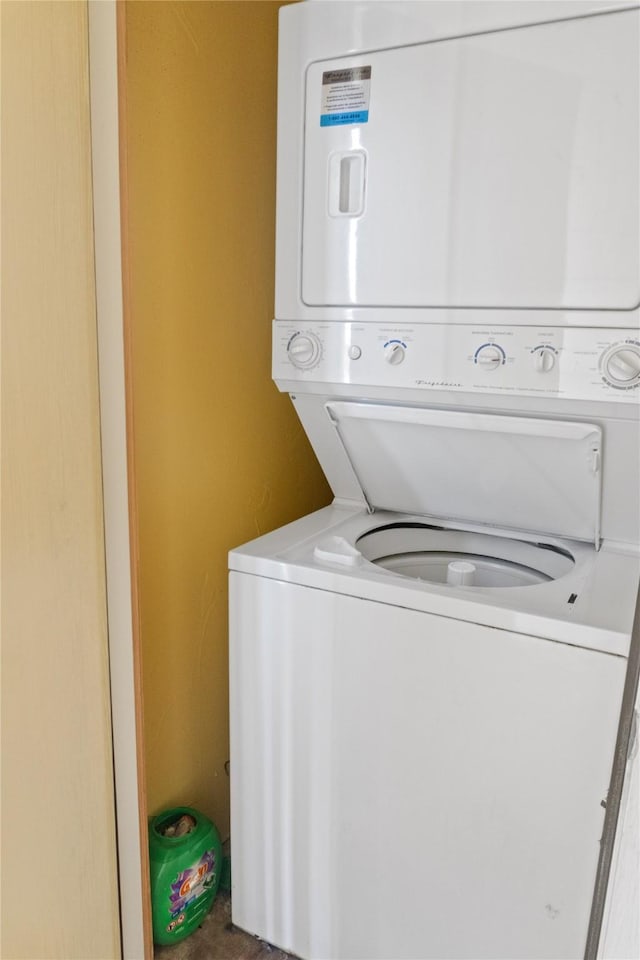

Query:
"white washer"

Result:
[[229, 395, 639, 960], [230, 521, 638, 959], [229, 3, 640, 959]]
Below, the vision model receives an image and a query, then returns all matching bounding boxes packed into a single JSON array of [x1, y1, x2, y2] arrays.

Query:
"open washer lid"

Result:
[[325, 402, 603, 546]]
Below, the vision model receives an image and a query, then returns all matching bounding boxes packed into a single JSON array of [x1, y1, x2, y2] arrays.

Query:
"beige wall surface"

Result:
[[1, 2, 121, 958], [122, 0, 330, 835]]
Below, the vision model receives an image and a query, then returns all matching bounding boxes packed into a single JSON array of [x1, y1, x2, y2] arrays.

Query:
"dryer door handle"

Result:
[[328, 150, 367, 217]]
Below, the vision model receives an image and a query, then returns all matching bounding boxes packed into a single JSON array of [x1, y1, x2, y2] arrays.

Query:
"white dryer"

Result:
[[229, 3, 640, 958]]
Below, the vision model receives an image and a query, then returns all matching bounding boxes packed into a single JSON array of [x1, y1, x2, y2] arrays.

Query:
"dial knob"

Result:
[[475, 345, 504, 371], [288, 332, 321, 369], [603, 346, 640, 385], [385, 343, 406, 365], [534, 348, 556, 373]]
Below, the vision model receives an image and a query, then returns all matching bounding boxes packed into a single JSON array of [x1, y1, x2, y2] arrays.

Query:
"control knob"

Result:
[[288, 332, 321, 369], [385, 342, 406, 365], [534, 348, 556, 373], [602, 345, 640, 386], [475, 344, 504, 371]]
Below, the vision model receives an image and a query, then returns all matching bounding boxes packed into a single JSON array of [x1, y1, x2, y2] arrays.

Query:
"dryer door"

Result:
[[302, 8, 639, 311]]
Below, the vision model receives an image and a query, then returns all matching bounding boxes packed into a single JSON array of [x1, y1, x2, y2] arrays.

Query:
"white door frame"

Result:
[[88, 2, 150, 956]]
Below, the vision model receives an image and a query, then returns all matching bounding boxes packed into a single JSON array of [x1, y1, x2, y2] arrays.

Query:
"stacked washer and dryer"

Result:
[[229, 3, 640, 958]]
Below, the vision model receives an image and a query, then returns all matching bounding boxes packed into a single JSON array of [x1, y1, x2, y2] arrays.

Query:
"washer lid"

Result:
[[325, 402, 603, 545]]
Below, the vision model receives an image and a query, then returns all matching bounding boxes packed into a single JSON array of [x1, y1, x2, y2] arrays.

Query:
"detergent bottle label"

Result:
[[167, 849, 217, 928]]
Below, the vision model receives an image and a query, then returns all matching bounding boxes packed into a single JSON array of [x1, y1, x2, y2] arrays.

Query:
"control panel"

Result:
[[275, 323, 640, 402]]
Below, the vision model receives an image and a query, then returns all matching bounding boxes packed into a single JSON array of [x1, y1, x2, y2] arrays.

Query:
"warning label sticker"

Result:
[[320, 66, 371, 127]]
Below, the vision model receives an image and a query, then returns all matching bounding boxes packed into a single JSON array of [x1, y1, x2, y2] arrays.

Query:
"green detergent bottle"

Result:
[[148, 806, 222, 946]]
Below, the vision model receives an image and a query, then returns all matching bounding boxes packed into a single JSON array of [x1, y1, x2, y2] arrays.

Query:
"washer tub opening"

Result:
[[356, 524, 575, 589]]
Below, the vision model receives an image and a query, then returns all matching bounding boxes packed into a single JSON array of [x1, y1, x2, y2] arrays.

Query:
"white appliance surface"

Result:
[[302, 9, 639, 311], [230, 507, 639, 958], [599, 695, 640, 958], [324, 403, 603, 544], [229, 559, 630, 959], [277, 0, 640, 327], [230, 2, 640, 959], [229, 504, 640, 657]]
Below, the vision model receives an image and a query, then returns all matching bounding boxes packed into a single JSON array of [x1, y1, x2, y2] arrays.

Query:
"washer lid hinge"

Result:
[[326, 404, 374, 514]]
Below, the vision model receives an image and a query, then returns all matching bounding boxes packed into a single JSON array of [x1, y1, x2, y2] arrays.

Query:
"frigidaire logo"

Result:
[[416, 380, 463, 388]]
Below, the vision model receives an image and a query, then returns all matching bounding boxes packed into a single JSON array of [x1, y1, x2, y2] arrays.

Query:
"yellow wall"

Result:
[[123, 0, 331, 835]]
